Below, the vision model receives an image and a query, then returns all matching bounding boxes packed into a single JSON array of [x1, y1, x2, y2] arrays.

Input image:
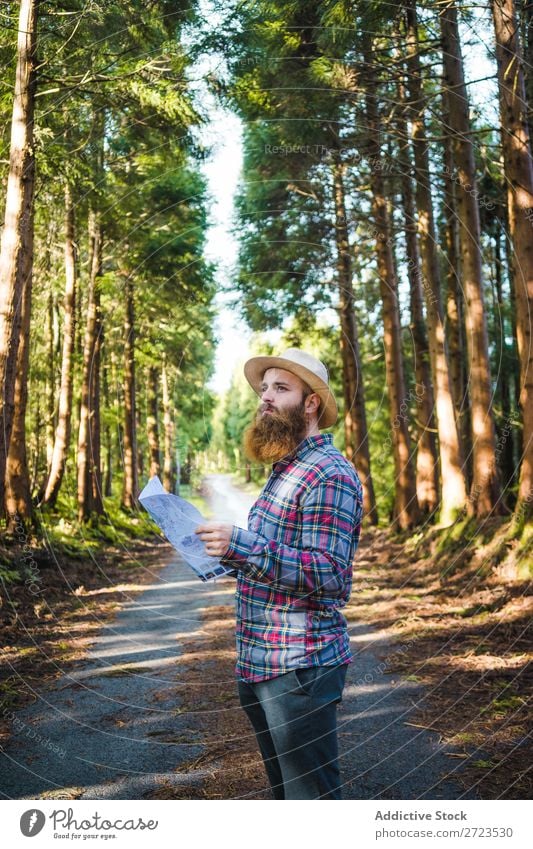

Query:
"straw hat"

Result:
[[244, 348, 338, 429]]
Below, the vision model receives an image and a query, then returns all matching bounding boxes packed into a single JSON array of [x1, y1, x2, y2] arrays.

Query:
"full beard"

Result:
[[243, 400, 308, 464]]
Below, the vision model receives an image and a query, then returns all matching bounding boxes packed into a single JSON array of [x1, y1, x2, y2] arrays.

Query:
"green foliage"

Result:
[[39, 491, 161, 554], [3, 0, 531, 550], [16, 0, 217, 520], [0, 564, 20, 584], [210, 360, 258, 471]]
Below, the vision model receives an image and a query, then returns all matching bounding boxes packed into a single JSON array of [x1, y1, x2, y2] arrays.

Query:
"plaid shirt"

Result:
[[222, 433, 363, 682]]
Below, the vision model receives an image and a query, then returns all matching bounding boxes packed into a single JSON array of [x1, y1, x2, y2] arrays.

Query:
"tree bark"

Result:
[[102, 352, 112, 497], [89, 288, 103, 515], [4, 176, 34, 529], [162, 357, 176, 493], [440, 1, 502, 516], [111, 349, 122, 496], [501, 201, 523, 438], [42, 181, 77, 507], [0, 0, 39, 513], [44, 286, 56, 472], [29, 384, 41, 497], [146, 365, 161, 479], [405, 0, 468, 524], [442, 111, 472, 484], [492, 0, 533, 515], [136, 399, 144, 482], [396, 71, 439, 515], [521, 0, 533, 143], [332, 158, 378, 523], [363, 38, 420, 530], [77, 208, 103, 521], [492, 223, 515, 492], [121, 274, 138, 509]]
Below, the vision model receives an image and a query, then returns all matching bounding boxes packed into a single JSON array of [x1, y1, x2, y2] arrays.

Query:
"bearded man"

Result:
[[195, 349, 363, 800]]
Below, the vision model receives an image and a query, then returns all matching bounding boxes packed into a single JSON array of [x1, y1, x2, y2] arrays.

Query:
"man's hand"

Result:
[[194, 522, 234, 557]]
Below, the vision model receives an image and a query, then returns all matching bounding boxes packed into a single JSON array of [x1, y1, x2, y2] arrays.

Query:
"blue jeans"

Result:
[[238, 664, 348, 800]]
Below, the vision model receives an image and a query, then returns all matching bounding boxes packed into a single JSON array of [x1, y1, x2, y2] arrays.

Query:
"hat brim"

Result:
[[244, 355, 338, 429]]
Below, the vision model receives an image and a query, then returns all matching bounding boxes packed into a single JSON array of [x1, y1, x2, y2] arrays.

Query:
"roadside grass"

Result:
[[1, 483, 209, 575]]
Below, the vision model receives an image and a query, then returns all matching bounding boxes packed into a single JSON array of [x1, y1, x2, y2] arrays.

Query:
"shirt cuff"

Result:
[[223, 525, 265, 566]]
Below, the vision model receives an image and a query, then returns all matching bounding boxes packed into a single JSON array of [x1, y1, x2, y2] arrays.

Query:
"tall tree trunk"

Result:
[[42, 181, 77, 507], [492, 0, 533, 515], [0, 0, 39, 512], [396, 73, 439, 515], [146, 365, 161, 479], [4, 184, 34, 529], [136, 400, 144, 482], [121, 274, 138, 509], [440, 1, 503, 516], [332, 158, 377, 523], [89, 290, 103, 515], [501, 202, 523, 437], [29, 383, 41, 497], [442, 111, 473, 489], [45, 287, 56, 471], [102, 352, 112, 497], [111, 349, 122, 494], [77, 209, 103, 521], [522, 0, 533, 142], [492, 224, 515, 492], [405, 0, 467, 524], [162, 357, 176, 493], [363, 38, 420, 530]]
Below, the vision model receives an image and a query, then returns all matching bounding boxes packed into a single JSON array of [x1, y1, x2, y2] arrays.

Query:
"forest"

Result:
[[0, 0, 531, 801], [1, 0, 533, 536]]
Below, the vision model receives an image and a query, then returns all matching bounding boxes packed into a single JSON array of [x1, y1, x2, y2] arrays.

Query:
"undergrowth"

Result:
[[0, 484, 208, 586]]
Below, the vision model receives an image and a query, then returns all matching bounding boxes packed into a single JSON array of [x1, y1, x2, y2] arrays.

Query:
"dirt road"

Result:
[[0, 474, 478, 799]]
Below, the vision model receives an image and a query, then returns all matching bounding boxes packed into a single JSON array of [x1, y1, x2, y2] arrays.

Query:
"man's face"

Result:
[[243, 368, 313, 464], [258, 367, 309, 417]]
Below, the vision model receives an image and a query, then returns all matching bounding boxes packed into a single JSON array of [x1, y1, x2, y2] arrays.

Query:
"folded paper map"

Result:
[[138, 476, 234, 582]]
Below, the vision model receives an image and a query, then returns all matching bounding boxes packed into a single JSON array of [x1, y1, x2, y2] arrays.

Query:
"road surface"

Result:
[[0, 474, 479, 799]]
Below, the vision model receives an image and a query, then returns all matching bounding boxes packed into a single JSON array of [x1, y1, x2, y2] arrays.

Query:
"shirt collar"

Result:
[[272, 432, 333, 472]]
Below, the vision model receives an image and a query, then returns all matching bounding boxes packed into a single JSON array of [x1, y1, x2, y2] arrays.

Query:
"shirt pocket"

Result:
[[267, 478, 305, 535]]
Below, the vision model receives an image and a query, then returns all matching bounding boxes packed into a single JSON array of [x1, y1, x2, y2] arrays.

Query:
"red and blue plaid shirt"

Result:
[[222, 433, 363, 682]]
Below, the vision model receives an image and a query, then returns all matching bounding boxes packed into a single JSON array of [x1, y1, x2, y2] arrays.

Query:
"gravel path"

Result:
[[0, 474, 479, 799], [339, 623, 480, 799], [0, 557, 234, 800]]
